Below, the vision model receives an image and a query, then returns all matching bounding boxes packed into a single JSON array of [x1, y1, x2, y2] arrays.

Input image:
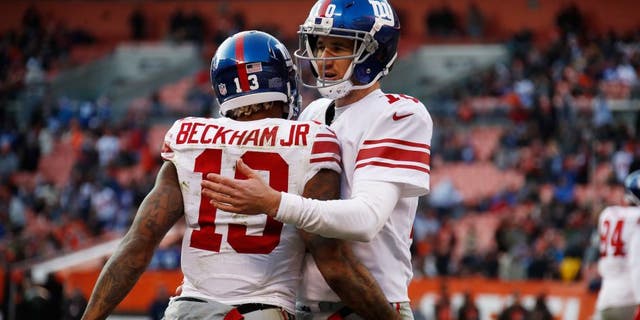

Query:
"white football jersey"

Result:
[[161, 116, 341, 313], [596, 205, 640, 310], [297, 89, 432, 303]]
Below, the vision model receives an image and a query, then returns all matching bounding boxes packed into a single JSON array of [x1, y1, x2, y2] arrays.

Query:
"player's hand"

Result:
[[201, 159, 281, 217]]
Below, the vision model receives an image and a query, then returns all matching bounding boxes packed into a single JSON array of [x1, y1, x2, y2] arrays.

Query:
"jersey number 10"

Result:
[[191, 149, 288, 254]]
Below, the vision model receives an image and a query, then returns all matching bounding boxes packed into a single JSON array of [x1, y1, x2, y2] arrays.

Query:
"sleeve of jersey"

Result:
[[160, 119, 181, 161], [275, 180, 400, 241], [629, 215, 640, 303], [304, 124, 342, 183], [354, 102, 432, 197]]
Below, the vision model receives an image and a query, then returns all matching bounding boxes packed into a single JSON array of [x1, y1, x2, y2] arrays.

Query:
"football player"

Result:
[[596, 169, 640, 320], [82, 30, 398, 320], [201, 1, 433, 318]]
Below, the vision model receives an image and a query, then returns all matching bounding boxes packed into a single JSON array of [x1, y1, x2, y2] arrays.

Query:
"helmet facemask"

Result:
[[295, 26, 381, 99]]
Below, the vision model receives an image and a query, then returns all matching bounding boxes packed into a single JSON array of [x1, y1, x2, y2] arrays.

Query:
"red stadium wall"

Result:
[[409, 277, 597, 320], [0, 0, 639, 42], [54, 270, 596, 318]]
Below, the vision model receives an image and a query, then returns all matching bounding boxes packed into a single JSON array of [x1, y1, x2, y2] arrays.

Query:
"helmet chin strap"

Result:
[[317, 79, 353, 99]]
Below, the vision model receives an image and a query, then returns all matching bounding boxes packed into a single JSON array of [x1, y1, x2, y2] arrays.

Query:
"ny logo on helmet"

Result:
[[369, 0, 395, 24]]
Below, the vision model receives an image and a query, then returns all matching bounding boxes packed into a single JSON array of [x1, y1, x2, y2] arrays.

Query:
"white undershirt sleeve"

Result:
[[274, 181, 401, 241]]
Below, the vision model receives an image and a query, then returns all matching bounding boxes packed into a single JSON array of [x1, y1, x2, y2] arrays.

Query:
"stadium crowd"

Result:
[[413, 18, 640, 285], [1, 3, 639, 320]]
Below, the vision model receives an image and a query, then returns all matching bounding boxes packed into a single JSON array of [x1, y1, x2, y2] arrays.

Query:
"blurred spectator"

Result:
[[413, 206, 441, 243], [44, 273, 64, 320], [0, 139, 19, 178], [498, 251, 527, 280], [8, 183, 27, 236], [529, 293, 553, 320], [148, 286, 170, 320], [425, 4, 459, 37], [149, 91, 165, 118], [62, 287, 87, 320], [434, 217, 457, 276], [457, 291, 480, 320], [24, 56, 46, 100], [555, 3, 585, 36], [185, 10, 206, 44], [91, 179, 118, 232], [482, 249, 499, 278], [149, 245, 181, 270], [129, 7, 147, 41], [17, 271, 55, 320], [185, 77, 215, 117], [526, 238, 555, 279], [22, 6, 42, 34], [458, 224, 482, 276], [213, 12, 244, 46], [428, 179, 463, 217], [95, 125, 120, 167], [167, 8, 205, 44], [592, 91, 613, 135], [465, 3, 484, 39], [498, 292, 529, 320], [433, 281, 453, 320], [168, 8, 187, 42], [18, 119, 42, 172]]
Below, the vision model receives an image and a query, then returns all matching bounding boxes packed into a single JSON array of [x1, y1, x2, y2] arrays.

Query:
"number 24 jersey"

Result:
[[596, 205, 640, 310]]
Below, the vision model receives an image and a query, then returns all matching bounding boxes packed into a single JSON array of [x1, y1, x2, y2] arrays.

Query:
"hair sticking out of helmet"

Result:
[[624, 170, 640, 206], [210, 30, 300, 119], [227, 101, 276, 119], [294, 0, 401, 99]]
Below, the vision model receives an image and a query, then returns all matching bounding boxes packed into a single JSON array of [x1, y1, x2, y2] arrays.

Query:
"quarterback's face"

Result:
[[314, 36, 355, 81]]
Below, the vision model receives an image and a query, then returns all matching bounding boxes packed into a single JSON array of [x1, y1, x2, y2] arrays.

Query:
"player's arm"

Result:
[[82, 162, 184, 320], [202, 159, 399, 241], [299, 169, 400, 320]]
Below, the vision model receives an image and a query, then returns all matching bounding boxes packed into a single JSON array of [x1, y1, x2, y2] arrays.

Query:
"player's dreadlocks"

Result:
[[227, 101, 275, 119]]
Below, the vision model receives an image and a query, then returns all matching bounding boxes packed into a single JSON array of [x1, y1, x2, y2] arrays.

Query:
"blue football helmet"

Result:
[[211, 30, 300, 119], [624, 170, 640, 206], [294, 0, 401, 99]]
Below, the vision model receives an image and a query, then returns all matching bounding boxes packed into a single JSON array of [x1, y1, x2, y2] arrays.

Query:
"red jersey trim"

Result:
[[363, 138, 430, 150], [356, 146, 430, 164], [355, 160, 430, 173], [312, 141, 340, 156], [310, 156, 341, 164]]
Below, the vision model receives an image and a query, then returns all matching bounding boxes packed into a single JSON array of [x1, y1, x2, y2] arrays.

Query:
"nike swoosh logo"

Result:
[[392, 112, 414, 121]]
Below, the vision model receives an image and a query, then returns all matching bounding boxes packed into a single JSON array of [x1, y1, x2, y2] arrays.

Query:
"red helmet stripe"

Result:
[[234, 33, 251, 92], [318, 0, 331, 17]]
